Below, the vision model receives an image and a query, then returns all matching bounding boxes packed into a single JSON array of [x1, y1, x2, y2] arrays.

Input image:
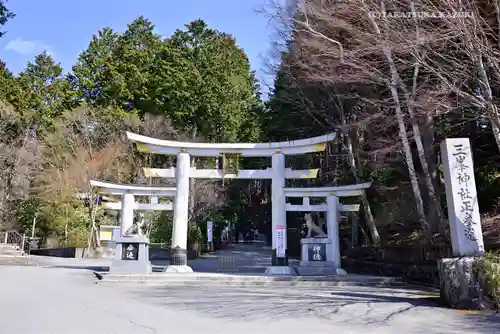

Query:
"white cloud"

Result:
[[4, 37, 54, 56]]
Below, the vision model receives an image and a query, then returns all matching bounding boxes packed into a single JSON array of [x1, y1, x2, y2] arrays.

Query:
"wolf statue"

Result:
[[124, 212, 146, 236], [304, 213, 327, 238]]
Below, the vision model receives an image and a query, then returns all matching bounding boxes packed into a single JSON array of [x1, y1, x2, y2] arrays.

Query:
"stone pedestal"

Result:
[[297, 237, 346, 276], [438, 257, 495, 310], [110, 235, 152, 274], [163, 246, 193, 273]]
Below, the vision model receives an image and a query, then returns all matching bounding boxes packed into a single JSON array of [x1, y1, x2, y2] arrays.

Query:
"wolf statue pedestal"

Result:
[[110, 235, 152, 274], [110, 212, 152, 274], [297, 214, 346, 276]]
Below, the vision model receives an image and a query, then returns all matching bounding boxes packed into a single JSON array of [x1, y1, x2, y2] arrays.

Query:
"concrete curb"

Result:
[[95, 273, 404, 287], [97, 280, 408, 288]]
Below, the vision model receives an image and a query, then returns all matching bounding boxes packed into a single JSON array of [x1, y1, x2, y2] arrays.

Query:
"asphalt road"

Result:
[[1, 265, 499, 334]]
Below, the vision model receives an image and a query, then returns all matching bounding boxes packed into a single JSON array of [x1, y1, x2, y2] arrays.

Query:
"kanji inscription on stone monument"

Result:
[[122, 243, 139, 261], [441, 138, 484, 256], [308, 243, 326, 262]]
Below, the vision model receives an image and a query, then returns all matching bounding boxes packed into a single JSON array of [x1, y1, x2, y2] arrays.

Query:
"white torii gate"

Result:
[[284, 183, 371, 274], [90, 180, 175, 236], [126, 131, 335, 274], [89, 180, 176, 274]]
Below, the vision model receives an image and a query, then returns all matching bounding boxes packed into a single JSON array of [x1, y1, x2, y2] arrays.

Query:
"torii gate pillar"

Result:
[[120, 193, 135, 236], [167, 152, 192, 272], [271, 152, 288, 265]]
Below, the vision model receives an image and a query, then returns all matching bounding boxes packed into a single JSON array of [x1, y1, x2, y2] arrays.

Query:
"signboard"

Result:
[[121, 243, 139, 261], [276, 226, 285, 257], [207, 221, 213, 243], [99, 230, 112, 241], [308, 243, 326, 262]]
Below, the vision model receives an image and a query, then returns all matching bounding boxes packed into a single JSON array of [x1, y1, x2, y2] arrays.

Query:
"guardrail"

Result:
[[217, 255, 237, 272], [0, 231, 31, 256]]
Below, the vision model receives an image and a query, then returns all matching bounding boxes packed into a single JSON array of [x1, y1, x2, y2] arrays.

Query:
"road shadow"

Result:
[[120, 282, 499, 332], [460, 312, 500, 333]]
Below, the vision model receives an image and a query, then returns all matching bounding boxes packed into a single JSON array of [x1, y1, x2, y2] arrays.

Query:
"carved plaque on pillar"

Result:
[[122, 243, 139, 261], [308, 243, 326, 262]]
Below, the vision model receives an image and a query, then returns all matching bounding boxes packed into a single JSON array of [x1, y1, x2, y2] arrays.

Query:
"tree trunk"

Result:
[[490, 115, 500, 152], [343, 122, 380, 244], [420, 112, 447, 238], [403, 62, 446, 236], [86, 196, 101, 253], [382, 46, 428, 230], [421, 113, 440, 191], [381, 41, 441, 235], [410, 117, 445, 235], [366, 12, 429, 231], [477, 56, 500, 152], [389, 83, 428, 230], [64, 205, 69, 246], [351, 212, 359, 247]]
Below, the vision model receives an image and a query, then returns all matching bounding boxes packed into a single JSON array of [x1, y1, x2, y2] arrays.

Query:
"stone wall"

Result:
[[31, 247, 77, 258], [31, 246, 199, 260], [342, 244, 454, 286], [342, 244, 500, 287], [344, 244, 453, 264], [342, 258, 440, 286]]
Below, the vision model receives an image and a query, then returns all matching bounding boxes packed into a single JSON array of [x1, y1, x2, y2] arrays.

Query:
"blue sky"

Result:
[[0, 0, 279, 96]]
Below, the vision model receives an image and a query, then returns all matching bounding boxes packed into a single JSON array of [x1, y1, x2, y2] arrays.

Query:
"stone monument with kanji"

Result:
[[438, 138, 492, 309]]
